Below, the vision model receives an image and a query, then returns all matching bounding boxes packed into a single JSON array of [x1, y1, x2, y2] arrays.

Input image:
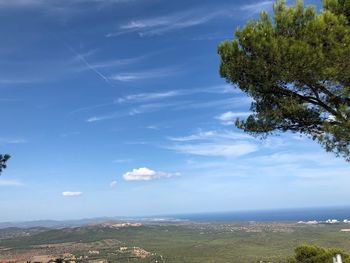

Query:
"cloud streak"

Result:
[[168, 130, 250, 142], [64, 43, 113, 86], [240, 1, 274, 14], [0, 179, 22, 186], [107, 7, 234, 37], [170, 142, 257, 157], [0, 138, 27, 145], [117, 85, 237, 103], [117, 91, 179, 103], [167, 130, 258, 157], [111, 68, 177, 82]]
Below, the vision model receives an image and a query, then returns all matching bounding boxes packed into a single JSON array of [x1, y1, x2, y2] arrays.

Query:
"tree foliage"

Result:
[[218, 0, 350, 160], [287, 244, 350, 263], [0, 154, 10, 175]]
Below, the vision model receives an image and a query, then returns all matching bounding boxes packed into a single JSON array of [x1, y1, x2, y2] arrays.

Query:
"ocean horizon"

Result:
[[172, 206, 350, 222], [2, 206, 350, 229]]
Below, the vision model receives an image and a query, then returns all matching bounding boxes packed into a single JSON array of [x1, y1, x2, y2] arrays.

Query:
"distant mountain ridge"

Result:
[[0, 218, 109, 229]]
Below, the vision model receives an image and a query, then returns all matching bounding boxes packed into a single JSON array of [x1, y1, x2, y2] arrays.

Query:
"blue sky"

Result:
[[0, 0, 349, 222]]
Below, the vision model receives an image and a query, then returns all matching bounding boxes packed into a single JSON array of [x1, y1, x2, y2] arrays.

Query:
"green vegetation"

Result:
[[218, 0, 350, 161], [0, 154, 10, 174], [287, 244, 350, 263], [2, 222, 350, 262]]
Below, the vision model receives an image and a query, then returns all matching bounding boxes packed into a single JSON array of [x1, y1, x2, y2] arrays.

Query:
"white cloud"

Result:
[[62, 191, 82, 196], [216, 111, 251, 125], [123, 167, 180, 181], [110, 180, 117, 188]]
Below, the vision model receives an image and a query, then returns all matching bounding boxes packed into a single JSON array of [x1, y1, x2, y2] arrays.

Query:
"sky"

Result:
[[0, 0, 349, 222]]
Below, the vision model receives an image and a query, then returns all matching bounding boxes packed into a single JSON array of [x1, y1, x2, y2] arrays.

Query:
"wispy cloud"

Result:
[[74, 54, 147, 73], [86, 112, 121, 122], [118, 91, 179, 103], [111, 68, 177, 82], [62, 191, 82, 196], [128, 102, 181, 116], [0, 179, 22, 186], [70, 101, 116, 115], [113, 158, 133, 163], [64, 43, 113, 86], [175, 97, 252, 110], [0, 78, 42, 85], [85, 103, 176, 122], [170, 142, 257, 157], [246, 151, 340, 167], [87, 57, 143, 70], [0, 0, 137, 9], [75, 84, 237, 120], [107, 7, 234, 37], [110, 180, 117, 188], [123, 167, 180, 181], [168, 130, 250, 142], [76, 49, 171, 73], [167, 130, 258, 158], [240, 0, 274, 14], [216, 111, 251, 125], [0, 138, 27, 145], [71, 49, 98, 63], [86, 94, 249, 123], [117, 84, 239, 103]]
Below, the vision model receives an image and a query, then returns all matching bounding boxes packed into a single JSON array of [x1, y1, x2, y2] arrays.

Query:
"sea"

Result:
[[171, 207, 350, 222]]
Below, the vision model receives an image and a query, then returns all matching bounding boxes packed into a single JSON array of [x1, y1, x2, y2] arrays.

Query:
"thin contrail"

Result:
[[64, 42, 114, 86]]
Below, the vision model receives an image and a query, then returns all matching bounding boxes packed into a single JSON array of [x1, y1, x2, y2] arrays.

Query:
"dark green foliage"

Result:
[[218, 0, 350, 160], [287, 244, 350, 263], [0, 154, 10, 174]]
